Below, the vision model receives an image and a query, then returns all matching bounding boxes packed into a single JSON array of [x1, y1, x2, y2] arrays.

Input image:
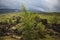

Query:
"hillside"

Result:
[[0, 12, 60, 40]]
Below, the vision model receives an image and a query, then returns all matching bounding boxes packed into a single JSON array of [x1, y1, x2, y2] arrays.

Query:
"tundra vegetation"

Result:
[[0, 7, 60, 40]]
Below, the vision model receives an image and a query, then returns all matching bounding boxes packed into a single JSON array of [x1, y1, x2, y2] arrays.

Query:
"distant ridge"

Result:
[[0, 9, 20, 13]]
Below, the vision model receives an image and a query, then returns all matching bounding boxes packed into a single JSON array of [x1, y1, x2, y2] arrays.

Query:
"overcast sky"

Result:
[[0, 0, 60, 12]]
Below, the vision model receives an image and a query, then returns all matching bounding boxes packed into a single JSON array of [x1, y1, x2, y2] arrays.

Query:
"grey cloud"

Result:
[[0, 0, 60, 12]]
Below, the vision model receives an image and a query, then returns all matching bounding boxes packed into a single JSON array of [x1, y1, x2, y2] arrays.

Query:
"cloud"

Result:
[[20, 0, 60, 12], [0, 0, 21, 9], [43, 0, 59, 11], [0, 0, 60, 12]]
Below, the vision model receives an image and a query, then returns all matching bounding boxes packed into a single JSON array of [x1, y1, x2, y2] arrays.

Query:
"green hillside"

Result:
[[0, 12, 60, 40]]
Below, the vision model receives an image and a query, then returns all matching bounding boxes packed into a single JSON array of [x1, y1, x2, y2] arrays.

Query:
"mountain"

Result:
[[0, 9, 20, 13]]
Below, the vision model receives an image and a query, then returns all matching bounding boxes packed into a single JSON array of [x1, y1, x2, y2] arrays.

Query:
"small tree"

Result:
[[21, 6, 46, 40]]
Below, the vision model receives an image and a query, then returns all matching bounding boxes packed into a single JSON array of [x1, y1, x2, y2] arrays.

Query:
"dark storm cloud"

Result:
[[0, 0, 60, 12]]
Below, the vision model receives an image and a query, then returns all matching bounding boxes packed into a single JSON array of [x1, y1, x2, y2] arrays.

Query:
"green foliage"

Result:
[[0, 10, 60, 40], [22, 5, 28, 14], [34, 16, 41, 23], [21, 6, 46, 40], [22, 6, 35, 40], [37, 23, 45, 32], [51, 16, 57, 24]]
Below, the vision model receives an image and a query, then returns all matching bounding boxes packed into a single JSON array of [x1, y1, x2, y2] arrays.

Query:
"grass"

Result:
[[0, 12, 60, 40]]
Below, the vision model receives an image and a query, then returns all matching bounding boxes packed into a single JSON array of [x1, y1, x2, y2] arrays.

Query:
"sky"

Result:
[[0, 0, 60, 12]]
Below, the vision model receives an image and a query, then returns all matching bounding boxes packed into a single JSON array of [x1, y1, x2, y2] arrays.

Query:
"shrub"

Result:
[[51, 16, 57, 24], [21, 6, 46, 40]]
